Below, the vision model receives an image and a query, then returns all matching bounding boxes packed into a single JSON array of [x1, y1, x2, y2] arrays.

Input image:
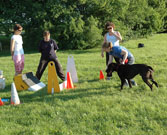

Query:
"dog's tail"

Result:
[[148, 66, 154, 72]]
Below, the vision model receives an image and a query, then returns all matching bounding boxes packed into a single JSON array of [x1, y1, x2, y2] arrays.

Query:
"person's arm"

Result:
[[10, 39, 15, 59], [108, 55, 113, 66], [114, 31, 122, 41], [38, 41, 42, 53], [52, 40, 58, 53], [101, 34, 107, 57], [111, 28, 122, 41], [120, 49, 128, 64]]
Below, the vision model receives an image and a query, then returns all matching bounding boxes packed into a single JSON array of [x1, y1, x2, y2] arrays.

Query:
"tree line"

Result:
[[0, 0, 167, 50]]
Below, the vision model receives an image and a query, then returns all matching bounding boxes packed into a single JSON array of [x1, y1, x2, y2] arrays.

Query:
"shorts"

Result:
[[13, 54, 24, 73], [127, 56, 135, 65]]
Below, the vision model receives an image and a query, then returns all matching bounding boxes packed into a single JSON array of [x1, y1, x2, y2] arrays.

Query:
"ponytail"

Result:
[[102, 42, 113, 49]]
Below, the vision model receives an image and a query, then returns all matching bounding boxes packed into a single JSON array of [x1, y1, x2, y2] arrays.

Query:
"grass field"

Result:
[[0, 34, 167, 135]]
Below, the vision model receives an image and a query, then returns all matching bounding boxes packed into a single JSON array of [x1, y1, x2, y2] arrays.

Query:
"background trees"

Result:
[[0, 0, 166, 50]]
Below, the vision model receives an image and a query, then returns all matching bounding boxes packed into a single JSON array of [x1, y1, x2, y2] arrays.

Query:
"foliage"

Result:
[[0, 36, 10, 50], [0, 0, 167, 50], [56, 16, 103, 49]]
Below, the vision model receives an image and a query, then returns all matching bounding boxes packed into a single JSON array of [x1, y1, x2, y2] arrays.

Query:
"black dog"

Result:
[[106, 63, 158, 91]]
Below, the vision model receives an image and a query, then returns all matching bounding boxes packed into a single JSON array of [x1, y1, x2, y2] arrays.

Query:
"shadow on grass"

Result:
[[0, 84, 11, 93], [2, 77, 154, 104], [76, 78, 100, 84], [0, 78, 120, 102], [11, 83, 117, 104], [1, 82, 154, 105], [0, 78, 108, 103], [59, 49, 100, 55], [0, 50, 39, 57], [0, 50, 11, 57]]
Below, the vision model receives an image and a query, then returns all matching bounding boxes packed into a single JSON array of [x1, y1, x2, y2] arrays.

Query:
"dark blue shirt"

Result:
[[109, 46, 133, 59], [39, 39, 58, 59]]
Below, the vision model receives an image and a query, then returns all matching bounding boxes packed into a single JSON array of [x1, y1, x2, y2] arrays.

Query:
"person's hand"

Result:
[[119, 59, 125, 64], [110, 27, 115, 34], [119, 59, 122, 63], [101, 52, 104, 58], [120, 61, 125, 65], [11, 53, 14, 60], [111, 27, 114, 32], [105, 66, 108, 71]]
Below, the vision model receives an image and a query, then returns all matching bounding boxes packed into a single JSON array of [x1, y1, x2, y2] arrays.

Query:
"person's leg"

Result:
[[127, 57, 135, 65], [106, 52, 109, 66], [130, 79, 137, 86], [19, 54, 25, 74], [53, 58, 65, 81], [35, 58, 48, 80], [124, 79, 129, 87], [114, 57, 120, 64], [105, 52, 111, 80], [13, 55, 22, 75]]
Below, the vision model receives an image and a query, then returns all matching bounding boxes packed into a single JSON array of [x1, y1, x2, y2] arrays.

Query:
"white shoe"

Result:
[[131, 80, 137, 86], [123, 80, 129, 87]]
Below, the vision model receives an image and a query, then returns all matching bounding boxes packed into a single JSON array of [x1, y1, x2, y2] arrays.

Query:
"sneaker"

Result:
[[123, 79, 129, 87], [131, 80, 137, 86], [106, 77, 111, 80]]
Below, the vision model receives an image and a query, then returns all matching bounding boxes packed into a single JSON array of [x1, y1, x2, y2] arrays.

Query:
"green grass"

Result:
[[0, 34, 167, 135]]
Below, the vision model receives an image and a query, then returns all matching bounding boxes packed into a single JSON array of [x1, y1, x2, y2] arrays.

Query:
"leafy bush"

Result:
[[0, 36, 10, 50], [0, 0, 167, 50], [55, 16, 103, 49]]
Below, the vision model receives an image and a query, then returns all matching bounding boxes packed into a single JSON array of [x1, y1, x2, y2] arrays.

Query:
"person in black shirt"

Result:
[[36, 31, 65, 81]]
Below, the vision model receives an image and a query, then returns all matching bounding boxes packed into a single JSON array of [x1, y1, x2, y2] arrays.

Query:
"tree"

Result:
[[0, 0, 167, 50]]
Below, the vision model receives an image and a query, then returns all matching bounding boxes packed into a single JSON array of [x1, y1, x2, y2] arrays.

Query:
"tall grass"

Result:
[[0, 34, 167, 135]]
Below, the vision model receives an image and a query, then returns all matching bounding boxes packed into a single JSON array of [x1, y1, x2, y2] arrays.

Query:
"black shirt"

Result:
[[39, 39, 59, 59]]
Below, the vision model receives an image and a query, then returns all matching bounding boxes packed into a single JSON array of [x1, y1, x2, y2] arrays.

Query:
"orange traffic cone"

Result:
[[0, 98, 4, 106], [99, 70, 105, 80], [66, 72, 74, 89]]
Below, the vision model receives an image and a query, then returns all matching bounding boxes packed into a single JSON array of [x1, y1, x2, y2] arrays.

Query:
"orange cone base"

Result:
[[11, 101, 14, 105], [11, 101, 20, 105], [66, 85, 76, 90]]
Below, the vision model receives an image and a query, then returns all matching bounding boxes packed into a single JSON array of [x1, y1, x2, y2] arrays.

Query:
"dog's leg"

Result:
[[151, 79, 158, 88], [127, 79, 132, 88], [142, 76, 153, 91], [149, 74, 159, 88], [120, 78, 125, 90]]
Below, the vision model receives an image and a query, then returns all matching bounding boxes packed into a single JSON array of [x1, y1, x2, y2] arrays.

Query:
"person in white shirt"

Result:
[[101, 22, 122, 65], [10, 24, 24, 75]]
